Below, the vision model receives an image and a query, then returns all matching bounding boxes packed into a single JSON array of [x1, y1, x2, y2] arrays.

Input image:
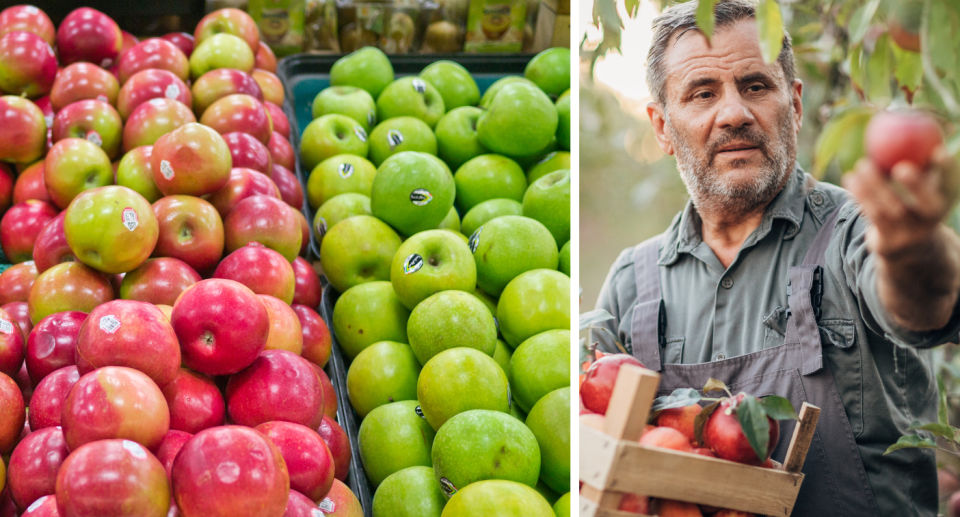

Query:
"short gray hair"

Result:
[[646, 0, 796, 108]]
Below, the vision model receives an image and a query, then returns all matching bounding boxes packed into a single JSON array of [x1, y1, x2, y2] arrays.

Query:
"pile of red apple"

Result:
[[0, 4, 364, 517]]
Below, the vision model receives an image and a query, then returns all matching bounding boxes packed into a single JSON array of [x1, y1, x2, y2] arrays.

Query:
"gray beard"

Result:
[[669, 108, 796, 219]]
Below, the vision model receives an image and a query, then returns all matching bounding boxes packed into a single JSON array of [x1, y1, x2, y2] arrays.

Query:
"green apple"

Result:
[[390, 230, 476, 310], [358, 400, 435, 487], [299, 113, 370, 172], [329, 46, 395, 99], [311, 86, 378, 133], [554, 492, 571, 517], [525, 387, 570, 494], [479, 77, 535, 108], [417, 348, 509, 431], [477, 83, 557, 157], [461, 199, 524, 239], [408, 291, 496, 365], [522, 169, 570, 247], [307, 154, 377, 209], [319, 214, 401, 293], [558, 241, 569, 277], [491, 339, 511, 377], [524, 48, 570, 97], [189, 33, 255, 79], [434, 107, 488, 171], [332, 280, 410, 359], [497, 269, 570, 348], [368, 116, 438, 166], [116, 146, 162, 203], [347, 341, 421, 418], [431, 410, 540, 498], [314, 193, 371, 244], [527, 151, 570, 184], [469, 215, 558, 297], [454, 155, 526, 214], [534, 480, 560, 505], [437, 207, 460, 232], [420, 61, 480, 110], [442, 480, 555, 517], [558, 89, 569, 101], [508, 329, 570, 412], [64, 186, 160, 274], [376, 77, 445, 128], [556, 95, 570, 151], [513, 137, 558, 171], [371, 152, 454, 237], [372, 466, 447, 517]]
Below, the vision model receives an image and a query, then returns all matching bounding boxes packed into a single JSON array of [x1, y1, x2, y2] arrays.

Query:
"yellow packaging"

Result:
[[464, 0, 526, 53]]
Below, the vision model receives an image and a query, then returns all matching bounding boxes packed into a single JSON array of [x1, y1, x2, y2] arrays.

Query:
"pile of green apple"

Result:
[[301, 46, 571, 517]]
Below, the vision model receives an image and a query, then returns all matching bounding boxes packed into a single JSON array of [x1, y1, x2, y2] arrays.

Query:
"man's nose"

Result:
[[715, 88, 756, 129]]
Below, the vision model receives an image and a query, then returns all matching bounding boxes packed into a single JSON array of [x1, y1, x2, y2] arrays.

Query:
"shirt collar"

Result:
[[659, 163, 808, 266]]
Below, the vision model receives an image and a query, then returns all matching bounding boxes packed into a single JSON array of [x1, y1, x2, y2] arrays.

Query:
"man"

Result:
[[592, 1, 960, 515]]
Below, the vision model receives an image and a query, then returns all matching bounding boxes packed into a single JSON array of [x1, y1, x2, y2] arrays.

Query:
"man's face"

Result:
[[648, 18, 804, 217]]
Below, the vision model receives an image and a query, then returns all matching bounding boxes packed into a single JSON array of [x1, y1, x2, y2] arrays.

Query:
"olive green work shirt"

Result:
[[592, 166, 959, 516]]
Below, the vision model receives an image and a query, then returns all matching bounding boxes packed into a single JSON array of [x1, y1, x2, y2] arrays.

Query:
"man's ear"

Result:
[[647, 101, 674, 156], [791, 79, 803, 133]]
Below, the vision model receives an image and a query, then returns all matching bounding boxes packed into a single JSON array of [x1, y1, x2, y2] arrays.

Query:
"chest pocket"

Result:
[[662, 336, 684, 365]]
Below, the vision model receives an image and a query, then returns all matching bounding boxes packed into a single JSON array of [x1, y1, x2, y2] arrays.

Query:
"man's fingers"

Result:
[[845, 159, 909, 226], [890, 160, 944, 219]]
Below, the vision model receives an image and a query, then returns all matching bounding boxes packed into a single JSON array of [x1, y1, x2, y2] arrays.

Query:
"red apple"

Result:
[[259, 294, 303, 354], [0, 6, 55, 45], [118, 38, 189, 84], [296, 210, 311, 261], [213, 243, 295, 303], [3, 301, 32, 338], [224, 195, 302, 262], [152, 195, 225, 275], [75, 300, 181, 387], [55, 438, 170, 517], [122, 97, 196, 150], [294, 305, 331, 368], [269, 133, 296, 171], [162, 32, 194, 57], [255, 44, 277, 73], [317, 415, 351, 481], [0, 371, 25, 454], [190, 68, 263, 116], [0, 163, 14, 213], [120, 30, 138, 52], [6, 426, 68, 511], [117, 69, 192, 120], [0, 96, 47, 164], [150, 122, 232, 196], [256, 421, 335, 501], [0, 306, 24, 377], [172, 278, 269, 375], [161, 368, 226, 434], [226, 349, 324, 428], [271, 164, 304, 208], [0, 262, 38, 304], [703, 394, 780, 466], [223, 131, 273, 174], [264, 102, 290, 139], [154, 429, 193, 483], [638, 426, 693, 452], [27, 262, 114, 325], [171, 426, 288, 517], [61, 366, 170, 450], [580, 354, 646, 415], [317, 479, 363, 516], [292, 258, 321, 308], [13, 161, 51, 205], [0, 31, 56, 97], [56, 8, 122, 68], [865, 110, 943, 174], [33, 212, 75, 274], [50, 63, 119, 111], [618, 494, 650, 514], [51, 99, 123, 159], [17, 494, 59, 516], [1, 484, 18, 517], [208, 168, 281, 219], [252, 69, 284, 106], [309, 362, 337, 419], [284, 491, 319, 517], [194, 8, 260, 54], [120, 257, 200, 306], [25, 312, 86, 385], [43, 138, 114, 209], [655, 404, 702, 445], [200, 94, 272, 144], [0, 200, 58, 263]]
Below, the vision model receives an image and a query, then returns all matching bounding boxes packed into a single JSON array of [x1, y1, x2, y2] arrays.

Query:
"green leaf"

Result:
[[756, 0, 784, 65], [737, 395, 771, 461], [703, 378, 728, 393], [848, 44, 866, 95], [866, 33, 894, 105], [579, 309, 615, 331], [907, 421, 960, 442], [696, 0, 718, 41], [813, 106, 874, 178], [624, 0, 640, 18], [884, 434, 938, 454], [694, 400, 720, 446], [759, 396, 800, 421], [892, 44, 924, 95], [849, 0, 882, 46], [652, 388, 702, 411]]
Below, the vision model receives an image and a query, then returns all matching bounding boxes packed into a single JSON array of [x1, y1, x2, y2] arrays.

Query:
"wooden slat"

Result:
[[579, 424, 623, 490], [580, 499, 654, 517], [603, 365, 660, 441], [580, 484, 623, 508], [784, 403, 821, 474]]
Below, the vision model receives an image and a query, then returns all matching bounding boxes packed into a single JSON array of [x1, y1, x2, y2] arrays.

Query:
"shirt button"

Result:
[[721, 277, 734, 289], [716, 353, 725, 360], [811, 193, 824, 205]]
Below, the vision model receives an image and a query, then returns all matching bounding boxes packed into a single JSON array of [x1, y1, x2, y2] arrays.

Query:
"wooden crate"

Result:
[[579, 365, 820, 517]]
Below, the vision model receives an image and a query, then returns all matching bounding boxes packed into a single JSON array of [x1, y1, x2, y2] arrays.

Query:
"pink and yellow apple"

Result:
[[150, 122, 232, 196], [118, 38, 189, 84], [264, 102, 290, 138], [27, 262, 114, 324], [117, 69, 192, 120], [25, 311, 86, 384], [252, 69, 284, 106], [292, 257, 321, 308], [226, 349, 323, 428], [0, 6, 55, 45], [268, 132, 296, 170], [50, 63, 119, 111], [32, 211, 74, 273], [152, 195, 225, 275], [0, 262, 38, 304], [190, 68, 263, 116], [12, 161, 51, 205], [122, 97, 196, 150], [224, 194, 302, 262], [116, 145, 163, 203], [0, 96, 47, 164], [28, 365, 79, 430], [119, 257, 200, 306], [162, 32, 195, 57], [271, 163, 304, 208], [256, 421, 335, 501], [43, 138, 114, 209], [223, 131, 272, 174], [294, 305, 331, 368], [213, 243, 295, 303], [0, 31, 56, 97], [208, 167, 280, 218], [0, 200, 58, 263], [56, 8, 123, 67], [161, 368, 226, 434], [258, 294, 303, 354], [255, 44, 278, 72], [0, 306, 24, 378], [194, 8, 260, 53], [0, 371, 26, 454], [200, 93, 273, 144], [6, 426, 68, 512], [188, 33, 255, 80], [51, 99, 123, 159]]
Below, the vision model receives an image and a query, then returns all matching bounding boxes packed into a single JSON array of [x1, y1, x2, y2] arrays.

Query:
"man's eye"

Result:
[[747, 84, 766, 92], [695, 91, 713, 99]]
